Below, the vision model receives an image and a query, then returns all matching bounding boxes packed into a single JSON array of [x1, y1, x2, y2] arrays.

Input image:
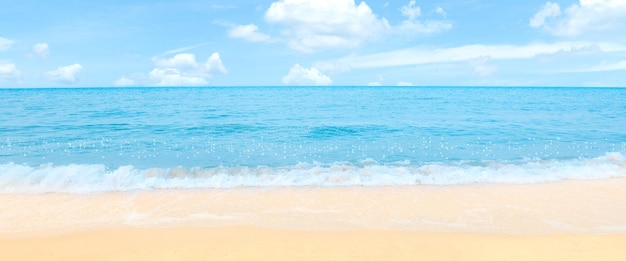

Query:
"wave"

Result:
[[1, 152, 625, 194]]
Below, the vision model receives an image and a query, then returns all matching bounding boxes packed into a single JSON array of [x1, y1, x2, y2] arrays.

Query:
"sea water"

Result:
[[1, 87, 625, 193]]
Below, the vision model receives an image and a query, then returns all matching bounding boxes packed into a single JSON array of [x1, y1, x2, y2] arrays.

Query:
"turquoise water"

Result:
[[1, 87, 625, 192]]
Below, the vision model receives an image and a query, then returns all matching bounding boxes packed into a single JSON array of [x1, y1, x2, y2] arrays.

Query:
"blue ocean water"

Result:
[[1, 87, 625, 192]]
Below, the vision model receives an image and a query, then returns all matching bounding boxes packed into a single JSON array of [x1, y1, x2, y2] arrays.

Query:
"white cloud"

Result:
[[396, 81, 414, 86], [401, 0, 421, 20], [318, 42, 626, 70], [160, 43, 211, 57], [265, 0, 390, 52], [32, 43, 49, 58], [116, 52, 226, 86], [575, 60, 626, 72], [530, 0, 626, 36], [0, 37, 14, 51], [259, 0, 450, 52], [151, 53, 227, 75], [228, 24, 271, 42], [148, 68, 208, 86], [113, 76, 136, 86], [206, 52, 227, 74], [153, 53, 199, 69], [44, 64, 82, 84], [399, 20, 453, 34], [0, 63, 21, 81], [469, 57, 497, 77], [282, 64, 332, 85], [529, 2, 561, 28], [435, 7, 447, 18], [398, 1, 453, 34], [534, 45, 602, 62]]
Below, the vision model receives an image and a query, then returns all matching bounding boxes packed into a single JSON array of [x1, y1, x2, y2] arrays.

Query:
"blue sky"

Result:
[[1, 0, 625, 87]]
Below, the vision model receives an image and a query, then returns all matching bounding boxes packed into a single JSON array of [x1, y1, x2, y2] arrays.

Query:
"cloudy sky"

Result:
[[1, 0, 625, 87]]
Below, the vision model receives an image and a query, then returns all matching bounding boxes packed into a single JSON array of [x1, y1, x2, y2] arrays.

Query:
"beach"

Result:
[[2, 0, 626, 256], [1, 87, 626, 259], [3, 227, 626, 261], [2, 178, 626, 260]]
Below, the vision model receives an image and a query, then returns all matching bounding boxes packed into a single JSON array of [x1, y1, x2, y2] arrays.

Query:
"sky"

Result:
[[1, 0, 626, 87]]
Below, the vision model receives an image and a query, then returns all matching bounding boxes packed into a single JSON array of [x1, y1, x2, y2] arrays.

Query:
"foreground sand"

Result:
[[2, 178, 626, 260], [2, 226, 626, 261]]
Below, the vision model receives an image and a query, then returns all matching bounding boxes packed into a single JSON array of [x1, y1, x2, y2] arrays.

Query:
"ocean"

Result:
[[1, 86, 625, 193]]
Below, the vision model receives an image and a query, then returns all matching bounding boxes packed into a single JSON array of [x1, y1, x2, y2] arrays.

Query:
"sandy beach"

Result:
[[2, 226, 626, 261], [2, 178, 626, 260]]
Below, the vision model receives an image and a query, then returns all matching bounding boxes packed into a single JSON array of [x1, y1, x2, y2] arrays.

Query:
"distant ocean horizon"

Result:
[[1, 86, 625, 193]]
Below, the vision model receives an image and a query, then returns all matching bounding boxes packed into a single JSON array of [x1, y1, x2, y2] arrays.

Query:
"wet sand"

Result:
[[2, 178, 626, 260]]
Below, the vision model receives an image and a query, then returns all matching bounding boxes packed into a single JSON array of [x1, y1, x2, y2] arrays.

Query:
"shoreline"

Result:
[[2, 178, 626, 259], [3, 178, 626, 235]]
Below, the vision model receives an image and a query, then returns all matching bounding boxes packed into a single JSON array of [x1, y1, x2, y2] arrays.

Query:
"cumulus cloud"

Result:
[[282, 64, 332, 85], [115, 52, 226, 86], [0, 37, 14, 51], [153, 53, 199, 69], [44, 64, 82, 84], [148, 68, 208, 86], [530, 0, 626, 36], [205, 53, 228, 74], [0, 63, 21, 81], [244, 0, 449, 52], [153, 53, 226, 75], [265, 0, 390, 52], [32, 43, 49, 58], [228, 24, 272, 42], [398, 1, 452, 34]]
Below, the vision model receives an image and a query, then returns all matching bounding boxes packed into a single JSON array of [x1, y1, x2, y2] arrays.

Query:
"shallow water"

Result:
[[1, 87, 625, 192]]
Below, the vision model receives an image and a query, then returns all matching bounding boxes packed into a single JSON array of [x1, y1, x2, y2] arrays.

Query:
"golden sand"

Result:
[[2, 178, 626, 260], [2, 227, 626, 261]]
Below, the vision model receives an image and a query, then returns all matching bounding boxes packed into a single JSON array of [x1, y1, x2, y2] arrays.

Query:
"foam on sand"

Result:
[[2, 177, 626, 235], [2, 178, 626, 260]]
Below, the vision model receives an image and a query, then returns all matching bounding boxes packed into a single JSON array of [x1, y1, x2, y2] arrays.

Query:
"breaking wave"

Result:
[[1, 152, 625, 194]]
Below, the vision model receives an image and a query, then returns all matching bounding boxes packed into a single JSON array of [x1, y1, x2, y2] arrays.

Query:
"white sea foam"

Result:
[[1, 152, 625, 194]]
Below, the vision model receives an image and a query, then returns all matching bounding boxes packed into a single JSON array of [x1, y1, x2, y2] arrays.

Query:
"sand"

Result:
[[2, 227, 626, 261], [2, 178, 626, 260]]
